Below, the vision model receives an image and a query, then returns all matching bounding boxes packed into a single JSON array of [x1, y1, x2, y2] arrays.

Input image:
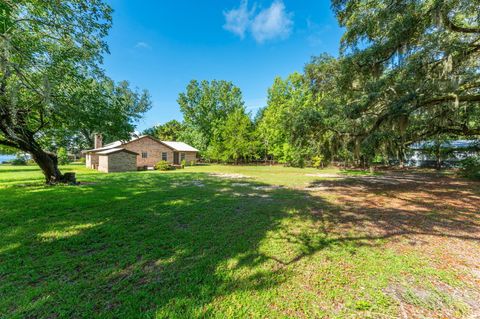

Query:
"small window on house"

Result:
[[142, 152, 148, 158], [162, 152, 167, 161], [180, 153, 185, 161]]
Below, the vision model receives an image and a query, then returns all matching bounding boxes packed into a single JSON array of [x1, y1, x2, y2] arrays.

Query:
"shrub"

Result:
[[26, 159, 36, 165], [79, 157, 86, 164], [311, 155, 325, 169], [11, 157, 27, 166], [155, 160, 175, 171], [190, 160, 195, 166], [181, 159, 186, 168], [57, 147, 70, 165], [459, 157, 480, 180]]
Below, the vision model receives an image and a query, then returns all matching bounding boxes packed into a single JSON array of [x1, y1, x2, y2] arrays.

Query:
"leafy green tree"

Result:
[[0, 145, 16, 156], [73, 79, 151, 147], [143, 120, 184, 141], [256, 72, 320, 166], [177, 127, 208, 156], [178, 80, 245, 152], [0, 1, 151, 183], [221, 108, 256, 164], [57, 147, 70, 166], [331, 0, 480, 150]]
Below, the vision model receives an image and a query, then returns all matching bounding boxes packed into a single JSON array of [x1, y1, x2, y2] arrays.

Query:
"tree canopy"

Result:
[[330, 0, 480, 160], [0, 1, 151, 182], [177, 80, 247, 154], [143, 120, 184, 141], [254, 0, 480, 167]]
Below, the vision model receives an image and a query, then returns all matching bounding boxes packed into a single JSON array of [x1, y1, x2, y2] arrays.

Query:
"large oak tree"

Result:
[[331, 0, 480, 148], [0, 1, 150, 183]]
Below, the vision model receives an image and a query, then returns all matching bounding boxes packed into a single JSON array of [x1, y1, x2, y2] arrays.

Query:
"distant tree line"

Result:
[[144, 0, 480, 167], [2, 0, 479, 182]]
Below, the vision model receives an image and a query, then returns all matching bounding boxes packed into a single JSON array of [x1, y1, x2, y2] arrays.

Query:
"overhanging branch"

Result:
[[442, 12, 480, 34], [420, 94, 480, 108], [0, 138, 19, 149]]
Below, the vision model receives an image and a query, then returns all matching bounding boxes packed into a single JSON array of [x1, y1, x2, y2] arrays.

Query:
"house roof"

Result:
[[161, 141, 199, 152], [83, 135, 199, 153], [96, 148, 139, 156], [83, 136, 133, 153]]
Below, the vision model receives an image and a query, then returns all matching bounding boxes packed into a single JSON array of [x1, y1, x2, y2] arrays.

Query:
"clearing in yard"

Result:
[[0, 164, 479, 318]]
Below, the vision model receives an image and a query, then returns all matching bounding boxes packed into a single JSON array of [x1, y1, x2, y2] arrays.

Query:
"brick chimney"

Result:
[[94, 134, 103, 149]]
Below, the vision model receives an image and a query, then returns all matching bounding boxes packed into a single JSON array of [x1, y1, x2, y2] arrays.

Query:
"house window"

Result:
[[180, 153, 185, 161], [142, 152, 148, 158], [162, 152, 167, 161]]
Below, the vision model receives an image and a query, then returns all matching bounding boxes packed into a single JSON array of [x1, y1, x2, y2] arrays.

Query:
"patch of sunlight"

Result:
[[0, 242, 21, 254], [153, 254, 178, 267], [222, 254, 247, 271], [114, 196, 128, 200], [38, 222, 104, 242], [24, 187, 52, 193], [163, 199, 186, 206]]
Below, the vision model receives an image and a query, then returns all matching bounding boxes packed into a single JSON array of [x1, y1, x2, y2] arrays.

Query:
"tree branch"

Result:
[[442, 12, 480, 34], [0, 138, 19, 149], [420, 94, 480, 108]]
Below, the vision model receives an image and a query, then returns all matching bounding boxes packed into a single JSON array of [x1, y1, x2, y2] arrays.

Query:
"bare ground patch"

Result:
[[305, 173, 341, 178], [209, 173, 250, 179], [307, 171, 480, 317]]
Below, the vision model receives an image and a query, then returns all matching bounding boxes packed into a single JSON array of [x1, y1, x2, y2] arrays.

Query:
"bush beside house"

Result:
[[155, 160, 175, 171]]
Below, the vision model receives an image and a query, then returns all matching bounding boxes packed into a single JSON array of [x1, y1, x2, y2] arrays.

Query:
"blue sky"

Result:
[[103, 0, 343, 131]]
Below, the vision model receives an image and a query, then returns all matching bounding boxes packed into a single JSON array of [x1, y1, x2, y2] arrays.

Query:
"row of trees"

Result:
[[145, 0, 480, 167]]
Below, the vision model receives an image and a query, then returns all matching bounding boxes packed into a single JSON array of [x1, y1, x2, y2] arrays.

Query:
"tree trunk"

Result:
[[30, 147, 65, 183], [435, 146, 441, 170], [398, 147, 405, 168], [2, 131, 74, 184]]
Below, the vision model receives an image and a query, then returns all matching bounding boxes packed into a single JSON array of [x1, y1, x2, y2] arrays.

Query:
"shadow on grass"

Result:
[[0, 172, 338, 317], [306, 171, 480, 242], [0, 166, 44, 173], [0, 169, 479, 317]]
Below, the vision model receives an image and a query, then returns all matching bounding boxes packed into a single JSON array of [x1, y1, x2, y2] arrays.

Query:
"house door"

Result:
[[173, 152, 179, 165]]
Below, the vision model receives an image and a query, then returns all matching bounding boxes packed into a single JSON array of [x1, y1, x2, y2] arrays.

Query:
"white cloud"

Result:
[[223, 0, 252, 38], [251, 1, 293, 43], [223, 0, 293, 43], [135, 42, 151, 49]]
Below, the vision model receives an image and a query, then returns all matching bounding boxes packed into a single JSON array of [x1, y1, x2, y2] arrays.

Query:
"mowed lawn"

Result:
[[1, 164, 479, 318]]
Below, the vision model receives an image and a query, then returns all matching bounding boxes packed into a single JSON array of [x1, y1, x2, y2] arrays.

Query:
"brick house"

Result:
[[83, 135, 199, 172]]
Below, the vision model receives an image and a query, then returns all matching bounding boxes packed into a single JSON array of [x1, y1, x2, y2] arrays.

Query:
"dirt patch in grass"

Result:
[[252, 185, 284, 191], [209, 173, 250, 179], [385, 280, 480, 319], [305, 173, 341, 178], [231, 182, 251, 187], [231, 191, 272, 199], [172, 180, 205, 187]]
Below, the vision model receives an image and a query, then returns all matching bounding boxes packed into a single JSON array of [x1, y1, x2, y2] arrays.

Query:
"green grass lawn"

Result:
[[0, 164, 478, 318]]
